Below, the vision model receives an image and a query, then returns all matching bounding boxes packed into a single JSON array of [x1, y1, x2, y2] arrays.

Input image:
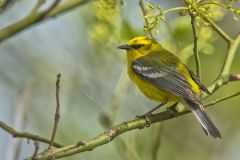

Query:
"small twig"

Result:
[[32, 141, 40, 160], [204, 91, 240, 107], [30, 0, 45, 15], [190, 12, 201, 79], [218, 32, 240, 78], [162, 7, 187, 14], [39, 0, 61, 19], [48, 73, 61, 150], [199, 2, 226, 8], [199, 13, 233, 43], [0, 121, 63, 148], [203, 74, 240, 98], [139, 0, 154, 39]]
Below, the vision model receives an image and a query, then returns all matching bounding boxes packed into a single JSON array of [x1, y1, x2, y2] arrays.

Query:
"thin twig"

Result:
[[139, 0, 154, 39], [32, 141, 40, 160], [30, 0, 45, 15], [190, 13, 201, 79], [218, 32, 240, 78], [203, 74, 240, 98], [39, 0, 61, 19], [0, 121, 63, 148], [48, 73, 61, 150], [199, 13, 233, 43], [199, 2, 226, 8], [204, 91, 240, 107], [162, 7, 187, 14], [25, 91, 240, 160]]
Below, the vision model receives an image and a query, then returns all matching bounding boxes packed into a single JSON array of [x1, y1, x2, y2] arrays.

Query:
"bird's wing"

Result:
[[132, 54, 200, 103], [184, 65, 211, 95]]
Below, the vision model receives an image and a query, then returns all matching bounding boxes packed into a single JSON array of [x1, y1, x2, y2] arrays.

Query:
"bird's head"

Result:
[[118, 37, 158, 56]]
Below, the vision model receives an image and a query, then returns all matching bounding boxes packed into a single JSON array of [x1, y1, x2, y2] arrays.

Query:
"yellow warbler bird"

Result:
[[118, 36, 221, 138]]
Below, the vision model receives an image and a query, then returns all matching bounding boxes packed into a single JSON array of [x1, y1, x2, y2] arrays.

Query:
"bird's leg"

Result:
[[142, 102, 167, 117], [136, 102, 167, 127], [166, 102, 179, 118], [167, 102, 178, 112]]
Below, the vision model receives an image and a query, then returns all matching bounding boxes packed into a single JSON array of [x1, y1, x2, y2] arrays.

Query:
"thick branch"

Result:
[[0, 121, 63, 148], [0, 0, 92, 43], [25, 92, 239, 160]]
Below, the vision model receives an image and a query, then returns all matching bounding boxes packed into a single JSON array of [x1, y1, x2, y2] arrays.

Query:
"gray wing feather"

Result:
[[132, 57, 199, 102]]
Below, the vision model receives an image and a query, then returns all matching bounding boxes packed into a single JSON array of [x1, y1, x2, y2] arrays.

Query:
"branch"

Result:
[[162, 7, 187, 14], [0, 0, 92, 43], [32, 141, 40, 160], [39, 0, 61, 19], [190, 13, 201, 79], [203, 74, 240, 98], [206, 32, 240, 95], [139, 0, 154, 39], [48, 73, 61, 150], [0, 121, 63, 148], [199, 13, 233, 43], [218, 32, 240, 78], [204, 91, 240, 107], [200, 2, 226, 8], [25, 92, 239, 160], [30, 0, 45, 15]]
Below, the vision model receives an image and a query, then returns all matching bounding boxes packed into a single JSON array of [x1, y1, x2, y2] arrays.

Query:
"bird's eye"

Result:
[[131, 44, 144, 49]]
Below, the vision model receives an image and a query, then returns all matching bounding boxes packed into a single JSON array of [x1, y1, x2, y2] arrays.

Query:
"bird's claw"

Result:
[[136, 113, 152, 128]]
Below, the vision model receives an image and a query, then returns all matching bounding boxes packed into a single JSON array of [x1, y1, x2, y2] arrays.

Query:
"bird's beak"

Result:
[[117, 44, 131, 50]]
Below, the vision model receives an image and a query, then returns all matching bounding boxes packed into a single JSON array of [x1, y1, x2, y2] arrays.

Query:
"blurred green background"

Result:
[[0, 0, 240, 160]]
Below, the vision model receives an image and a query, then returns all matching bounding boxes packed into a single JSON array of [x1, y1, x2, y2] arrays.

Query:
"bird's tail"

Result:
[[185, 100, 222, 138]]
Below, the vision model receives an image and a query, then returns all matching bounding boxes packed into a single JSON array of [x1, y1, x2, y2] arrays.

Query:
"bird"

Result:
[[118, 36, 221, 138]]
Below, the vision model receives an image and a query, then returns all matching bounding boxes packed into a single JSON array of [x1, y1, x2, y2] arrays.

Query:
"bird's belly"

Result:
[[131, 75, 180, 102]]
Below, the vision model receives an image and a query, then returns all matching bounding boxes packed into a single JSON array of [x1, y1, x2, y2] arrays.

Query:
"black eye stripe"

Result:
[[130, 44, 144, 49]]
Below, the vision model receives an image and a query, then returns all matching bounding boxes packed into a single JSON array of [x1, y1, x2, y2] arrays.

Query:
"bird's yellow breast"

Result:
[[130, 72, 181, 102]]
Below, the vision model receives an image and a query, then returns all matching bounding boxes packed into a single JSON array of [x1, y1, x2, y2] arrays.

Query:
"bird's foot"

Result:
[[136, 112, 152, 127]]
